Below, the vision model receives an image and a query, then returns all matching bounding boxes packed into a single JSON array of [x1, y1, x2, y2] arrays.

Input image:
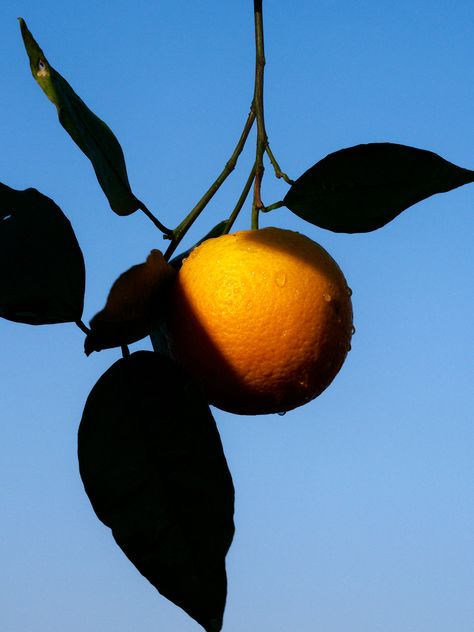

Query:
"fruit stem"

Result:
[[251, 199, 260, 229], [251, 0, 266, 229], [137, 201, 173, 237], [224, 163, 257, 234], [163, 107, 256, 261]]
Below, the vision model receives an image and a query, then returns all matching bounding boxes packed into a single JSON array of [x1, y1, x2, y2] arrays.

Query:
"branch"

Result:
[[251, 0, 266, 229], [225, 163, 256, 234], [164, 108, 256, 260]]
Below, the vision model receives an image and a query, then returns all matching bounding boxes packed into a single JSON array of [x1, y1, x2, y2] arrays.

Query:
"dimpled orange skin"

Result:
[[166, 227, 353, 415]]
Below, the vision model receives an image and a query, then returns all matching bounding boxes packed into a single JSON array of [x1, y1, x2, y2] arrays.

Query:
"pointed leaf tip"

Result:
[[19, 20, 140, 216], [78, 351, 234, 630], [284, 142, 474, 233]]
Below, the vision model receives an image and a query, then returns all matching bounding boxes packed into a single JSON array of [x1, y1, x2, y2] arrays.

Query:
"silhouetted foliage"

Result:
[[78, 351, 235, 632], [284, 143, 474, 232], [20, 18, 140, 216], [84, 251, 175, 355], [0, 182, 85, 324], [6, 5, 472, 631]]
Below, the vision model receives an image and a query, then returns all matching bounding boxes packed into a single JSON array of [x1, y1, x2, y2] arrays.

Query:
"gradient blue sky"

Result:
[[1, 2, 473, 631]]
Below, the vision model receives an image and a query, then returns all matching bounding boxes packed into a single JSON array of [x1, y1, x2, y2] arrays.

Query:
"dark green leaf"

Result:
[[149, 323, 172, 356], [283, 142, 474, 233], [19, 18, 139, 216], [78, 351, 234, 632], [84, 250, 175, 355], [0, 182, 85, 325]]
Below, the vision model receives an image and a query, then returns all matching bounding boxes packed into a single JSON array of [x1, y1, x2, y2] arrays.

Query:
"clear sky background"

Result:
[[1, 1, 473, 631]]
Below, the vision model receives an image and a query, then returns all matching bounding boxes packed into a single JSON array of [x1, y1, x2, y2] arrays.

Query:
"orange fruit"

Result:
[[166, 227, 353, 415]]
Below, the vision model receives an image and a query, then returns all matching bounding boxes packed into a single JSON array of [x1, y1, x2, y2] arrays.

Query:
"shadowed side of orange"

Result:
[[166, 227, 353, 415]]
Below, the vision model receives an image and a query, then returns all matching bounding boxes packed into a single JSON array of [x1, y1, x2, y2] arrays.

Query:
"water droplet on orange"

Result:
[[274, 272, 287, 288]]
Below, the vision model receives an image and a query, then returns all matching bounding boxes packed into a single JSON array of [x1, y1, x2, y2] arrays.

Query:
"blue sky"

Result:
[[1, 1, 473, 631]]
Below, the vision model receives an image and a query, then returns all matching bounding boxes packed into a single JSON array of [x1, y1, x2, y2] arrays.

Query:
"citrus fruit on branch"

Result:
[[166, 227, 353, 415]]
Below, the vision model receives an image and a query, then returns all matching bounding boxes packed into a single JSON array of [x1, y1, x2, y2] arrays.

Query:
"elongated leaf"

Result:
[[283, 143, 474, 233], [84, 250, 176, 355], [19, 18, 139, 216], [0, 182, 85, 325], [78, 351, 234, 632]]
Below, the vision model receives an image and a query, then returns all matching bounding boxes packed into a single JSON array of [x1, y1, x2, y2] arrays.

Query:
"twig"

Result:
[[163, 108, 256, 260], [224, 163, 257, 234], [265, 144, 294, 185], [251, 0, 266, 230], [262, 200, 284, 213]]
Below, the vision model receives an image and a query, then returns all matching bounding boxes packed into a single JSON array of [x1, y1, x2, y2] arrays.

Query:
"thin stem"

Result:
[[121, 344, 130, 358], [224, 163, 256, 234], [251, 199, 260, 229], [251, 0, 267, 228], [262, 200, 284, 213], [265, 144, 294, 185], [75, 319, 90, 335], [163, 108, 256, 261], [138, 201, 173, 237]]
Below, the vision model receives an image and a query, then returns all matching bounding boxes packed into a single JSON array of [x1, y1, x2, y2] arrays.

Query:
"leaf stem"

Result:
[[163, 108, 256, 261], [75, 319, 90, 335], [138, 202, 173, 237], [262, 200, 284, 213]]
